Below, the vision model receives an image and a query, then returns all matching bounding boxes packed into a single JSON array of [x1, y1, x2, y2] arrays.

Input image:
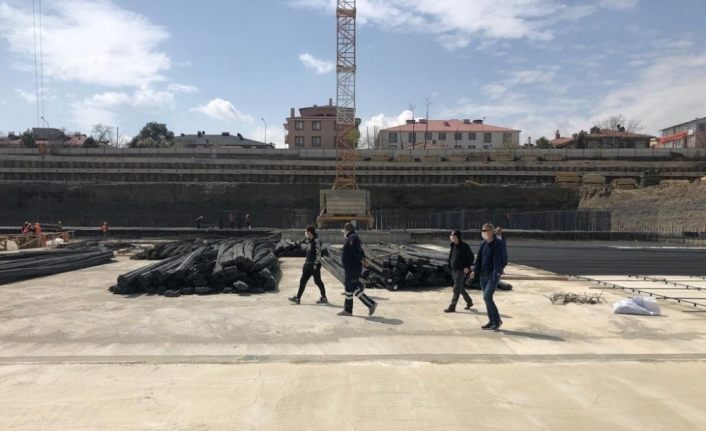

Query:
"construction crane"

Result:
[[317, 0, 373, 229]]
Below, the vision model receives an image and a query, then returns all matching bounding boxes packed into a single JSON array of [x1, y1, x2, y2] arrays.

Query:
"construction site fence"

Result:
[[1, 146, 705, 161], [373, 209, 613, 231]]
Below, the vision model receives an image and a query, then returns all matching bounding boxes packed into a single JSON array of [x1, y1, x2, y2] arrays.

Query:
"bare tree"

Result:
[[91, 123, 114, 145], [594, 115, 643, 132]]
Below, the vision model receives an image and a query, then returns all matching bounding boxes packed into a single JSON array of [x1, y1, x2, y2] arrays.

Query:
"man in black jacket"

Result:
[[340, 223, 377, 316], [289, 226, 327, 305], [445, 229, 474, 313]]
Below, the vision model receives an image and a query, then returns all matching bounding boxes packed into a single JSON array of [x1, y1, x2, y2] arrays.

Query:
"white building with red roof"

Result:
[[377, 119, 520, 150]]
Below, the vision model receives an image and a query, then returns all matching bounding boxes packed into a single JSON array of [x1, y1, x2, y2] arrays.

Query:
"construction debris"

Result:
[[111, 239, 281, 296], [0, 248, 115, 285], [545, 292, 605, 305]]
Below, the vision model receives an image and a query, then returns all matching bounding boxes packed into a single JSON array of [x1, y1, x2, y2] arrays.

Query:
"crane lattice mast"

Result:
[[333, 0, 357, 190]]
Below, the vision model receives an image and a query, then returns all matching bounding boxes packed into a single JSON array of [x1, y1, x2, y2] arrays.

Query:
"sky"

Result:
[[1, 0, 705, 147]]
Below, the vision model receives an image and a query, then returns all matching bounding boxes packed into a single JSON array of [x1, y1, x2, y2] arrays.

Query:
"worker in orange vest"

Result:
[[101, 221, 109, 236]]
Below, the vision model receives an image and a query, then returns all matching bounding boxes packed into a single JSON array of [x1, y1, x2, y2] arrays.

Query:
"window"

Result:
[[294, 136, 304, 147], [700, 123, 706, 132], [468, 145, 476, 149], [438, 132, 447, 140], [454, 132, 462, 141], [483, 145, 491, 149], [454, 145, 462, 149], [502, 133, 512, 145], [295, 121, 304, 130], [408, 132, 416, 143], [468, 132, 476, 141], [312, 136, 321, 147], [389, 145, 397, 150], [425, 132, 432, 140], [312, 121, 321, 131], [484, 133, 492, 143], [389, 132, 398, 143]]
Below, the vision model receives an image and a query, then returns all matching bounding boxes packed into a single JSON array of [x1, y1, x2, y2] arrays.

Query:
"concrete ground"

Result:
[[1, 256, 705, 430]]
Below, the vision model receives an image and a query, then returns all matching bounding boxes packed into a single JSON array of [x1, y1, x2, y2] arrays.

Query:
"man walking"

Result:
[[445, 229, 474, 313], [471, 223, 506, 330], [289, 226, 328, 305], [340, 223, 377, 316]]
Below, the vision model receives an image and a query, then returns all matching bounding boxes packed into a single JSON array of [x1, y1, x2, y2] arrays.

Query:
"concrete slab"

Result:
[[1, 255, 705, 430]]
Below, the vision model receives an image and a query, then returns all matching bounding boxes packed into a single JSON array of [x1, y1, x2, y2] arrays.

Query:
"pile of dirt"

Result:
[[579, 179, 706, 233]]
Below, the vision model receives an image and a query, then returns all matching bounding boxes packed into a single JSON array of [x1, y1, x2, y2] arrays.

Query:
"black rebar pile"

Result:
[[111, 239, 281, 296], [274, 239, 307, 257], [130, 239, 215, 260], [320, 242, 513, 291], [0, 248, 115, 285]]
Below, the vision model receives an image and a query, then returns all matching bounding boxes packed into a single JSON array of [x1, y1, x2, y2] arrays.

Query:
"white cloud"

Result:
[[591, 51, 706, 134], [481, 84, 508, 100], [0, 1, 171, 87], [15, 88, 36, 104], [363, 110, 414, 132], [83, 88, 176, 110], [299, 53, 335, 74], [167, 83, 199, 94], [190, 98, 255, 123], [290, 0, 638, 49]]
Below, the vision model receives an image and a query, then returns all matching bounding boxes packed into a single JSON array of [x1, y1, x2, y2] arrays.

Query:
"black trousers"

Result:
[[297, 263, 326, 299], [449, 270, 473, 308]]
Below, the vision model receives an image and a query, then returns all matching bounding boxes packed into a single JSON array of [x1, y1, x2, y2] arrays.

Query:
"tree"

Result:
[[83, 136, 98, 148], [536, 136, 551, 149], [129, 122, 175, 148], [91, 123, 114, 145], [594, 115, 643, 133], [20, 129, 35, 148]]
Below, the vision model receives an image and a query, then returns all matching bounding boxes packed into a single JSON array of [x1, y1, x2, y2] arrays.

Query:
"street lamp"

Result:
[[40, 116, 49, 127], [261, 117, 267, 144]]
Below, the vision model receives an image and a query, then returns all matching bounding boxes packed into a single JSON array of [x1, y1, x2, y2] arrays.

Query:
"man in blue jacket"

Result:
[[470, 223, 506, 330], [340, 223, 377, 316]]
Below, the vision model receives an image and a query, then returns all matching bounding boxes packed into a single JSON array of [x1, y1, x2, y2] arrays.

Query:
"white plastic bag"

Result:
[[612, 296, 661, 316]]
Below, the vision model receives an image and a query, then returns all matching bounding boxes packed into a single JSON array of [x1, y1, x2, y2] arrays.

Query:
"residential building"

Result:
[[284, 98, 360, 149], [175, 131, 274, 149], [549, 128, 653, 149], [656, 116, 706, 148], [377, 119, 520, 150]]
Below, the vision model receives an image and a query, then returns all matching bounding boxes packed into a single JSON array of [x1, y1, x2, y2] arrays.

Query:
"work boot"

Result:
[[368, 302, 377, 316], [316, 297, 328, 304], [443, 306, 456, 313], [464, 299, 474, 310], [288, 296, 300, 305], [481, 322, 494, 330], [496, 320, 503, 329]]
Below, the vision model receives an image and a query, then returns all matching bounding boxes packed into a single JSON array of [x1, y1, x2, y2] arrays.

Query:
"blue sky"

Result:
[[1, 0, 705, 147]]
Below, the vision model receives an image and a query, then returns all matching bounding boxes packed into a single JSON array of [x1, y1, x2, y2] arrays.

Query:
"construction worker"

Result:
[[34, 222, 42, 236], [244, 213, 252, 230], [21, 221, 30, 234], [195, 216, 204, 229], [101, 221, 108, 237], [339, 222, 377, 316], [57, 221, 63, 232], [228, 213, 235, 229], [444, 229, 474, 313], [289, 226, 328, 304]]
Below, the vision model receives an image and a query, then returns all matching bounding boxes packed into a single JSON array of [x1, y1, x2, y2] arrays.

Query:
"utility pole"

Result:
[[424, 96, 432, 149], [261, 117, 267, 144], [408, 102, 415, 148]]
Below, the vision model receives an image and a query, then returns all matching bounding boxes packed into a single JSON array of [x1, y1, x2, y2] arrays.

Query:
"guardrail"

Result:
[[0, 145, 704, 160]]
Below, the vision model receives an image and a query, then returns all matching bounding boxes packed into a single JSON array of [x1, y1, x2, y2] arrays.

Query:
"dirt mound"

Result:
[[580, 180, 706, 233]]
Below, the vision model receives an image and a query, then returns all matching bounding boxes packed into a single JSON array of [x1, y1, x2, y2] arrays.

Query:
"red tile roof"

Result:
[[383, 120, 520, 133]]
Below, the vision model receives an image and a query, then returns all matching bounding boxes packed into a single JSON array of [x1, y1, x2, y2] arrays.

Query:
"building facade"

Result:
[[550, 128, 653, 149], [284, 99, 359, 149], [175, 132, 273, 149], [656, 117, 706, 149], [377, 119, 520, 150]]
